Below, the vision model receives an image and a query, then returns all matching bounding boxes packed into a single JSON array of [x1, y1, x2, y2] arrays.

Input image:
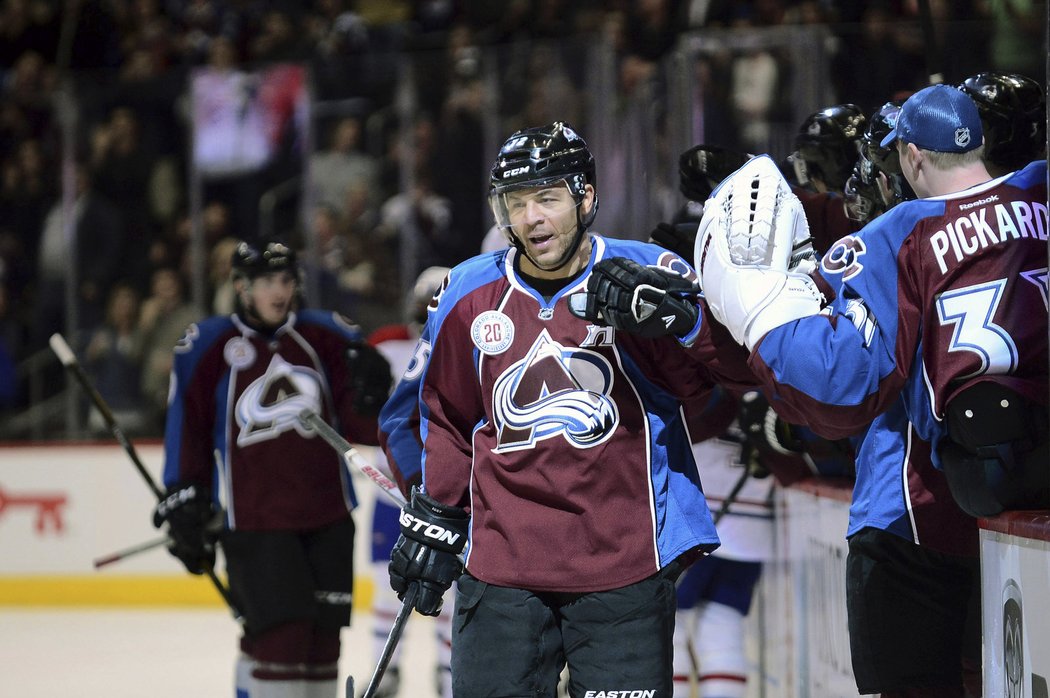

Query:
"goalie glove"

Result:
[[567, 257, 700, 338], [695, 155, 823, 349], [389, 487, 468, 616], [152, 483, 220, 576]]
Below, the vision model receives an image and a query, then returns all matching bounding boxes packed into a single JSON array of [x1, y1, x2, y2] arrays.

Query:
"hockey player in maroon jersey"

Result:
[[676, 84, 1047, 696], [379, 122, 763, 697], [153, 239, 391, 698]]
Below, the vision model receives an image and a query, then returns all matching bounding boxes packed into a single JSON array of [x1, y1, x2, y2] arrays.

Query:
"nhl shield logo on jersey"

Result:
[[491, 330, 618, 452], [471, 310, 515, 355], [223, 336, 256, 369], [235, 355, 322, 446]]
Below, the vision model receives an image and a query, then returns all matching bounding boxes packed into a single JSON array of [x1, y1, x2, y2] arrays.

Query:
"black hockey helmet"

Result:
[[678, 144, 751, 202], [857, 101, 915, 216], [791, 104, 867, 191], [489, 121, 599, 271], [489, 121, 598, 230], [958, 72, 1046, 172], [231, 239, 299, 280]]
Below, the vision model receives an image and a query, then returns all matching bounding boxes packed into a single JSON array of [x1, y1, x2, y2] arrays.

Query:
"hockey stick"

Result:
[[297, 409, 407, 506], [49, 333, 242, 621], [711, 464, 752, 527], [93, 535, 171, 568], [361, 585, 418, 698]]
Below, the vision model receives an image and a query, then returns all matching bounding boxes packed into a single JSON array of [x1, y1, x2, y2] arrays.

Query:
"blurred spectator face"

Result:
[[151, 268, 185, 307], [209, 237, 238, 284], [202, 201, 229, 242], [332, 118, 361, 152], [208, 36, 237, 70], [107, 285, 140, 329], [110, 108, 139, 143]]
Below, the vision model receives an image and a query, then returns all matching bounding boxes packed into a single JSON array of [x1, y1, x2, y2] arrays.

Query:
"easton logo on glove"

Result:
[[399, 510, 463, 549]]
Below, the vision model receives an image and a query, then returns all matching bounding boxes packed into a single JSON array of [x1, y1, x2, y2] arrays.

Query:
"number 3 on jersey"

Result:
[[935, 278, 1017, 378]]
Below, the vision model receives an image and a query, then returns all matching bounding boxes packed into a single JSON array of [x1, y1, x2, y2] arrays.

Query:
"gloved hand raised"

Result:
[[152, 483, 220, 575], [389, 486, 469, 616], [567, 257, 700, 339]]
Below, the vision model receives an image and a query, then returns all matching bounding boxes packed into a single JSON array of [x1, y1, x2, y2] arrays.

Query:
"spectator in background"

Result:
[[619, 0, 679, 97], [30, 163, 123, 351], [208, 236, 239, 315], [82, 282, 147, 435], [310, 115, 379, 219], [138, 267, 203, 428], [90, 105, 159, 290]]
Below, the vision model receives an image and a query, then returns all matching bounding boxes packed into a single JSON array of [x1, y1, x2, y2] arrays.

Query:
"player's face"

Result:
[[502, 182, 594, 277], [245, 270, 297, 326]]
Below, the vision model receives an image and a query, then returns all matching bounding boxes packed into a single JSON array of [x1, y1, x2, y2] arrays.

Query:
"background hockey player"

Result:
[[153, 239, 392, 698], [379, 121, 763, 697], [686, 84, 1048, 696]]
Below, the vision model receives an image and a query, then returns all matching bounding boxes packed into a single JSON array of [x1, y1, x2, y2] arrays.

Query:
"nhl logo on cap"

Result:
[[879, 83, 983, 153]]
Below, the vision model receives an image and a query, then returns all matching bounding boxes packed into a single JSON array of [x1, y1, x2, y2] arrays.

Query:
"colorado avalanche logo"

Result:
[[821, 235, 867, 281], [235, 355, 322, 446], [491, 330, 618, 452]]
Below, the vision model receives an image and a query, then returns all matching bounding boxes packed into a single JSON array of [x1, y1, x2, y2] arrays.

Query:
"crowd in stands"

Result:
[[0, 0, 1040, 435]]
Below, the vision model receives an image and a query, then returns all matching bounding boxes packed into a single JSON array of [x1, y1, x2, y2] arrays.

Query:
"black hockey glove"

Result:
[[152, 483, 220, 576], [679, 144, 752, 202], [737, 391, 804, 458], [649, 221, 699, 261], [567, 257, 700, 338], [346, 340, 392, 416], [389, 487, 468, 617]]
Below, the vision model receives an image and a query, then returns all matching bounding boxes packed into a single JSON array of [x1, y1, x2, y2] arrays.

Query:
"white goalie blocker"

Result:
[[694, 154, 824, 350]]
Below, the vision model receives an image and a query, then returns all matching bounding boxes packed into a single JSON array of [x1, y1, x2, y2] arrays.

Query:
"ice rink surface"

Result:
[[0, 606, 441, 698]]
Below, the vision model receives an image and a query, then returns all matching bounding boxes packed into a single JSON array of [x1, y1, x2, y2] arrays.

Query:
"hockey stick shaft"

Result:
[[361, 585, 418, 698], [49, 333, 242, 620], [50, 333, 163, 499], [712, 464, 752, 527], [93, 535, 171, 568], [298, 409, 407, 506]]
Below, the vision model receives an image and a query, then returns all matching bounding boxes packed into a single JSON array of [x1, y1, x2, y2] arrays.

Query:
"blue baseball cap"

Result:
[[880, 84, 983, 153]]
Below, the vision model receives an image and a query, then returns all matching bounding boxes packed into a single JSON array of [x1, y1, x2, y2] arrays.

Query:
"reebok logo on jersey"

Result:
[[583, 691, 656, 698]]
